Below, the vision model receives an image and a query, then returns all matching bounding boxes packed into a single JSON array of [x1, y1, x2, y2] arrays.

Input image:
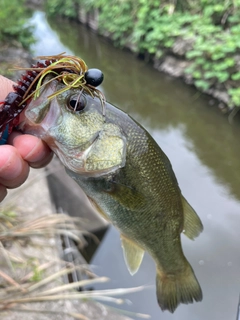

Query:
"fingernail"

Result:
[[24, 138, 42, 162]]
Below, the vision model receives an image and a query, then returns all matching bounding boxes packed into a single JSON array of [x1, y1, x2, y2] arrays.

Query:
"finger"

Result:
[[0, 75, 15, 100], [8, 132, 53, 168], [0, 145, 29, 188]]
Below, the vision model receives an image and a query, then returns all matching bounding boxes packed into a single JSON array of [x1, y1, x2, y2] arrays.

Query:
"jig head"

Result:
[[0, 53, 105, 141]]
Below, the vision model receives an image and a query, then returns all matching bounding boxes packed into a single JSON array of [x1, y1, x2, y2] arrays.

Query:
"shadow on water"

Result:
[[30, 11, 240, 320]]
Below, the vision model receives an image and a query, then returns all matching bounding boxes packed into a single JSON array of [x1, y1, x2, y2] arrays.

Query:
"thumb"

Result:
[[0, 75, 15, 100]]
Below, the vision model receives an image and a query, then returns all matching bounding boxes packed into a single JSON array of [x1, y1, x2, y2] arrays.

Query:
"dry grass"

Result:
[[0, 204, 150, 319]]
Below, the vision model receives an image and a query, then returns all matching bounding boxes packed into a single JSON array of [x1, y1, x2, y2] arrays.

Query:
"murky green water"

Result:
[[30, 11, 240, 320]]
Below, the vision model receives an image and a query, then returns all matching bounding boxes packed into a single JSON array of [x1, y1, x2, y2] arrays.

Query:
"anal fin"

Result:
[[182, 196, 203, 240], [121, 235, 144, 275]]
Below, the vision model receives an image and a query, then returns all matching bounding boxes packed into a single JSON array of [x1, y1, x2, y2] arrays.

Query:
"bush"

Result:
[[45, 0, 240, 108], [0, 0, 35, 48], [45, 0, 78, 18]]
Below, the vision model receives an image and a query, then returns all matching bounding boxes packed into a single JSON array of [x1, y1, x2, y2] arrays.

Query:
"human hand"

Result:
[[0, 75, 53, 201]]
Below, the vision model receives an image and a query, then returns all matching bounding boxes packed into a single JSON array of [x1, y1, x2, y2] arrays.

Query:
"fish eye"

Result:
[[85, 68, 104, 87], [68, 95, 86, 112]]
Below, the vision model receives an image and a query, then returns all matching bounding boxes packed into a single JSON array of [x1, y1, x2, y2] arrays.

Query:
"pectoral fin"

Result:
[[121, 235, 144, 275], [107, 181, 147, 211], [182, 196, 203, 240], [87, 196, 110, 222]]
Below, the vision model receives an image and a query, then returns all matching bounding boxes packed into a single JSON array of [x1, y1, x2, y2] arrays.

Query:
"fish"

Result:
[[20, 75, 203, 313]]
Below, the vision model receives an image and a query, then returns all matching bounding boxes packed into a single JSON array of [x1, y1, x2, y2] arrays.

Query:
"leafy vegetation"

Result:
[[45, 0, 240, 109], [0, 0, 35, 48], [44, 0, 78, 18]]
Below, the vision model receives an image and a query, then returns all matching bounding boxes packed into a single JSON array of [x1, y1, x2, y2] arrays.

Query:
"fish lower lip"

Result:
[[21, 78, 60, 130]]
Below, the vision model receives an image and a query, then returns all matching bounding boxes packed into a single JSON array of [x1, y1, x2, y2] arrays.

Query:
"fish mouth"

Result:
[[18, 98, 61, 142], [18, 79, 61, 141]]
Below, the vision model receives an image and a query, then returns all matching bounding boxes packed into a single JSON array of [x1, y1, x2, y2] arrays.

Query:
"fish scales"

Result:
[[70, 105, 181, 239], [20, 76, 203, 313]]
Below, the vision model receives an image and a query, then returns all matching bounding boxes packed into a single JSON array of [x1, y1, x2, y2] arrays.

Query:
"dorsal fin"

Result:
[[120, 235, 145, 275], [182, 196, 203, 240]]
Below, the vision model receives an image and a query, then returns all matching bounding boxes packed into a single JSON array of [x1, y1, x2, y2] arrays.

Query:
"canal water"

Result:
[[30, 11, 240, 320]]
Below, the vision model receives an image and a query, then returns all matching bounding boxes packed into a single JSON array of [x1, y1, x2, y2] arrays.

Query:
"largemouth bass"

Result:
[[20, 75, 203, 313]]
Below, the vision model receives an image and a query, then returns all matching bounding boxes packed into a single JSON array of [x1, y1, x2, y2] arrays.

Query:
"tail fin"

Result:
[[156, 263, 202, 313]]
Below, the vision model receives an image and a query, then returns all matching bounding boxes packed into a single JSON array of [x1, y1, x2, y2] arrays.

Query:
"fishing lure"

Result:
[[0, 53, 105, 141]]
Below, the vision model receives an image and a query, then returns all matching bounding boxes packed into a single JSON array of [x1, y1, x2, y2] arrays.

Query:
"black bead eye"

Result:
[[68, 95, 86, 112], [85, 68, 104, 87]]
